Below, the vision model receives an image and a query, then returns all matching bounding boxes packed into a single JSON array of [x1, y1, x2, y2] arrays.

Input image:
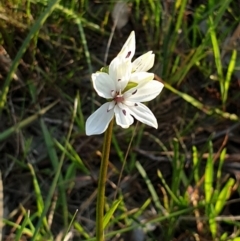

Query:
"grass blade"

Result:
[[28, 163, 49, 233], [0, 100, 59, 142], [215, 177, 235, 215], [136, 161, 166, 215], [205, 141, 214, 205], [103, 198, 122, 229]]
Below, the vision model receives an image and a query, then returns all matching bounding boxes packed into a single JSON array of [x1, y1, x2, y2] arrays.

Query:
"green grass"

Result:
[[0, 0, 240, 240]]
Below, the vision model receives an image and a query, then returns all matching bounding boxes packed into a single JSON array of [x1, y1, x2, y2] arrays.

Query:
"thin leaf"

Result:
[[205, 141, 214, 204], [215, 177, 235, 215], [0, 100, 59, 142], [136, 161, 166, 215], [103, 199, 122, 229]]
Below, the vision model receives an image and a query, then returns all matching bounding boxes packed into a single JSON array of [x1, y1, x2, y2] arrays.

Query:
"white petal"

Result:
[[127, 103, 158, 128], [114, 104, 134, 128], [92, 73, 116, 99], [117, 31, 135, 60], [108, 101, 115, 111], [85, 103, 114, 135], [125, 80, 164, 102], [109, 57, 132, 91], [129, 72, 154, 84], [132, 51, 155, 72]]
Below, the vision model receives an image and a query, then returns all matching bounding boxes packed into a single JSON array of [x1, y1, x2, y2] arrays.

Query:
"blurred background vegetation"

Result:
[[0, 0, 240, 240]]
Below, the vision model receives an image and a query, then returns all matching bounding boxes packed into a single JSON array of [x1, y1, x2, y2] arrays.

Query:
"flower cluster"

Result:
[[86, 31, 164, 136]]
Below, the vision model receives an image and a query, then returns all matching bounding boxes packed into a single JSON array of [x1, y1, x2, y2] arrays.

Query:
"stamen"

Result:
[[122, 109, 126, 116], [134, 103, 138, 106]]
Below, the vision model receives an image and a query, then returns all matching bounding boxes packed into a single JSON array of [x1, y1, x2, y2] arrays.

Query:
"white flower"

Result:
[[85, 32, 164, 136]]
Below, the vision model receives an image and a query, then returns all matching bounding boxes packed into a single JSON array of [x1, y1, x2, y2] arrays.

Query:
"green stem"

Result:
[[96, 119, 114, 241]]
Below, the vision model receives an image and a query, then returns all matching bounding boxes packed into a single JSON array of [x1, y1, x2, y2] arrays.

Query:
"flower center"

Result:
[[114, 93, 124, 103]]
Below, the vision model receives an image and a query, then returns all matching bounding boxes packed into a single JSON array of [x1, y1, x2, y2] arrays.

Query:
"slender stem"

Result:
[[96, 119, 114, 241]]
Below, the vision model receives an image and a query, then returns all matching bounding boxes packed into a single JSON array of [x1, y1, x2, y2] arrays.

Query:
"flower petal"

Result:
[[114, 104, 134, 128], [132, 51, 155, 72], [92, 73, 116, 99], [85, 102, 114, 135], [127, 102, 158, 128], [125, 80, 164, 102], [129, 72, 154, 84], [109, 57, 132, 91], [117, 31, 136, 60]]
